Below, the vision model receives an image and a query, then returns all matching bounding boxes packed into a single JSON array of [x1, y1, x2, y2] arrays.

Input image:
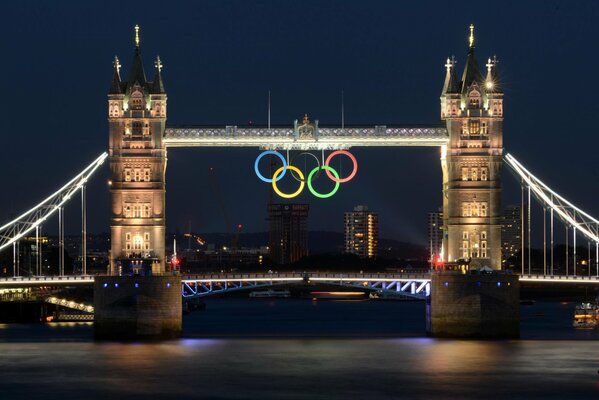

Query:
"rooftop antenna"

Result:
[[268, 90, 271, 130], [341, 90, 345, 130]]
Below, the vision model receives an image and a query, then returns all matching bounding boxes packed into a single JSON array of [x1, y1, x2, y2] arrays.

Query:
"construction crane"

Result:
[[183, 232, 206, 247], [208, 167, 243, 250]]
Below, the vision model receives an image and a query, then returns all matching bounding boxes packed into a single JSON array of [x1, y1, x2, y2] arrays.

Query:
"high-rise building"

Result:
[[502, 204, 522, 269], [344, 205, 378, 259], [268, 204, 309, 264], [428, 208, 444, 266], [440, 25, 503, 269], [108, 26, 167, 275]]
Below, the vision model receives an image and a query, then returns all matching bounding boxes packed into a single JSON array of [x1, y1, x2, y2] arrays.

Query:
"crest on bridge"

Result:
[[298, 114, 316, 140]]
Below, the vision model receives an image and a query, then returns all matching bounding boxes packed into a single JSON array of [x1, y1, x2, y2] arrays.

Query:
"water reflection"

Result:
[[0, 301, 598, 399]]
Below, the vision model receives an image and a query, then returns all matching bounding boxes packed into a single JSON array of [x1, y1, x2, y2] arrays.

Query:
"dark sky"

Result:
[[1, 1, 598, 245]]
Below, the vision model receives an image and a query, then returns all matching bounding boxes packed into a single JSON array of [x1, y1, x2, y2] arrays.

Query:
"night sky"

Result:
[[1, 1, 598, 245]]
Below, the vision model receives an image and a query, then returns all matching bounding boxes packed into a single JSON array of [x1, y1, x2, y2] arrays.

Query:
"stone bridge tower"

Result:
[[440, 25, 504, 269], [108, 26, 167, 275]]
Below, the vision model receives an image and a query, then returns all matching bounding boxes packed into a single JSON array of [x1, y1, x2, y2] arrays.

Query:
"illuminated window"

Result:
[[462, 167, 469, 181], [481, 203, 488, 217], [469, 120, 480, 134], [129, 89, 145, 110], [463, 231, 469, 240], [481, 167, 488, 181], [481, 122, 488, 134], [462, 203, 471, 217], [133, 169, 142, 182], [124, 203, 151, 218], [471, 168, 478, 181], [481, 231, 487, 240], [124, 168, 131, 182], [143, 168, 151, 182]]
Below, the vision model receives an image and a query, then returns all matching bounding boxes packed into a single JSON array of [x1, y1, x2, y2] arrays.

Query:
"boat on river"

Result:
[[572, 302, 599, 329], [249, 289, 291, 298]]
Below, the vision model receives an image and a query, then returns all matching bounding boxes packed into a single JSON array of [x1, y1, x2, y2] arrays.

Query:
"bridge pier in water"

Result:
[[427, 271, 519, 338], [94, 275, 181, 340]]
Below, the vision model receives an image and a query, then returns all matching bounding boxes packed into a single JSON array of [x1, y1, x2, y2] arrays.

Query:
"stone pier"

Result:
[[427, 271, 520, 338], [94, 275, 181, 340]]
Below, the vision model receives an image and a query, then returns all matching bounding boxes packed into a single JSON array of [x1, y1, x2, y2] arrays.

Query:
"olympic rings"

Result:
[[324, 150, 358, 183], [254, 150, 287, 183], [272, 165, 304, 199], [307, 166, 340, 198], [254, 150, 357, 199], [289, 152, 321, 183]]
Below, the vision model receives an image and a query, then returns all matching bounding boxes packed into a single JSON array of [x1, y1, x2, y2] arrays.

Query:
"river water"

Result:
[[1, 299, 598, 399]]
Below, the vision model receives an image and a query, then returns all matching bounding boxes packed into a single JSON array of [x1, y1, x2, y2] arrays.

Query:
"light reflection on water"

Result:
[[0, 300, 597, 399]]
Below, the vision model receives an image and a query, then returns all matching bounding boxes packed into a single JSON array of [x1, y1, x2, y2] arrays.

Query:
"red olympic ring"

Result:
[[324, 150, 358, 183]]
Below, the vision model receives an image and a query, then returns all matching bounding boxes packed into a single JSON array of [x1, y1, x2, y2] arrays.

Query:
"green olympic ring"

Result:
[[307, 166, 340, 198]]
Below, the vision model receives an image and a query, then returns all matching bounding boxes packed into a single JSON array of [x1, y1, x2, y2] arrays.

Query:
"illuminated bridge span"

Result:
[[181, 273, 431, 299], [45, 296, 94, 313], [163, 125, 449, 150], [2, 273, 599, 296]]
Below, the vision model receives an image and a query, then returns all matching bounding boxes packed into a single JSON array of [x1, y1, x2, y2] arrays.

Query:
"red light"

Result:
[[172, 256, 179, 267]]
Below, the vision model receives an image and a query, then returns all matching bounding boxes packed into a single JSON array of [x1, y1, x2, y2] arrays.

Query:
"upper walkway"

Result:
[[163, 125, 449, 150]]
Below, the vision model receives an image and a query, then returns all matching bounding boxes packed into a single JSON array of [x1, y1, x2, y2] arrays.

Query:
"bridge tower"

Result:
[[108, 26, 167, 275], [440, 25, 504, 269]]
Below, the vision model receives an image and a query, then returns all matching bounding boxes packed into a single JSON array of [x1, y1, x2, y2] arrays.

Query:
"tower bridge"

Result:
[[108, 23, 504, 274], [0, 24, 597, 339]]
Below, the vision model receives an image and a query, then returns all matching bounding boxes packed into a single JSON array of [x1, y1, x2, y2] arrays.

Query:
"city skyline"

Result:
[[0, 1, 597, 246]]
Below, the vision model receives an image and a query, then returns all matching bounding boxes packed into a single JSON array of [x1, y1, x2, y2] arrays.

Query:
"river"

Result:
[[1, 299, 598, 399]]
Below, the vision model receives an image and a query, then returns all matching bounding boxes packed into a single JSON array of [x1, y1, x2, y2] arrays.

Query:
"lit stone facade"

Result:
[[108, 27, 167, 275], [440, 26, 503, 269]]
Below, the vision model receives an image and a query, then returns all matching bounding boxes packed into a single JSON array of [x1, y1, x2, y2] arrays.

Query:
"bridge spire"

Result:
[[109, 55, 122, 94], [127, 25, 147, 90], [485, 55, 501, 93], [459, 24, 482, 95], [152, 55, 166, 93], [134, 24, 140, 48], [441, 55, 458, 95]]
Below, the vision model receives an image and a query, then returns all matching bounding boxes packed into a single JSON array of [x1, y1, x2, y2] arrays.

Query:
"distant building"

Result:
[[344, 205, 378, 259], [428, 208, 444, 266], [268, 203, 309, 264], [502, 204, 522, 269]]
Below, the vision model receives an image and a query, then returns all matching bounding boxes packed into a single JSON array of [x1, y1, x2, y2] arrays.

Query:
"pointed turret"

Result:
[[152, 55, 166, 94], [441, 56, 459, 95], [109, 56, 122, 94], [460, 24, 483, 94], [484, 56, 502, 93], [127, 25, 147, 92]]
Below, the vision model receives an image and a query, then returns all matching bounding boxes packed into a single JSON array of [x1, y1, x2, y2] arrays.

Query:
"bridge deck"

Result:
[[163, 126, 449, 150], [1, 273, 598, 287]]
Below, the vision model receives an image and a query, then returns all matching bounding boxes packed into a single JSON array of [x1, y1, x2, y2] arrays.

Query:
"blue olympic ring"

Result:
[[254, 150, 287, 183]]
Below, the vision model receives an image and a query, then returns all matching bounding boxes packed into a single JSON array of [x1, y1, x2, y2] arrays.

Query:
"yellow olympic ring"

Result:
[[272, 165, 305, 199]]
